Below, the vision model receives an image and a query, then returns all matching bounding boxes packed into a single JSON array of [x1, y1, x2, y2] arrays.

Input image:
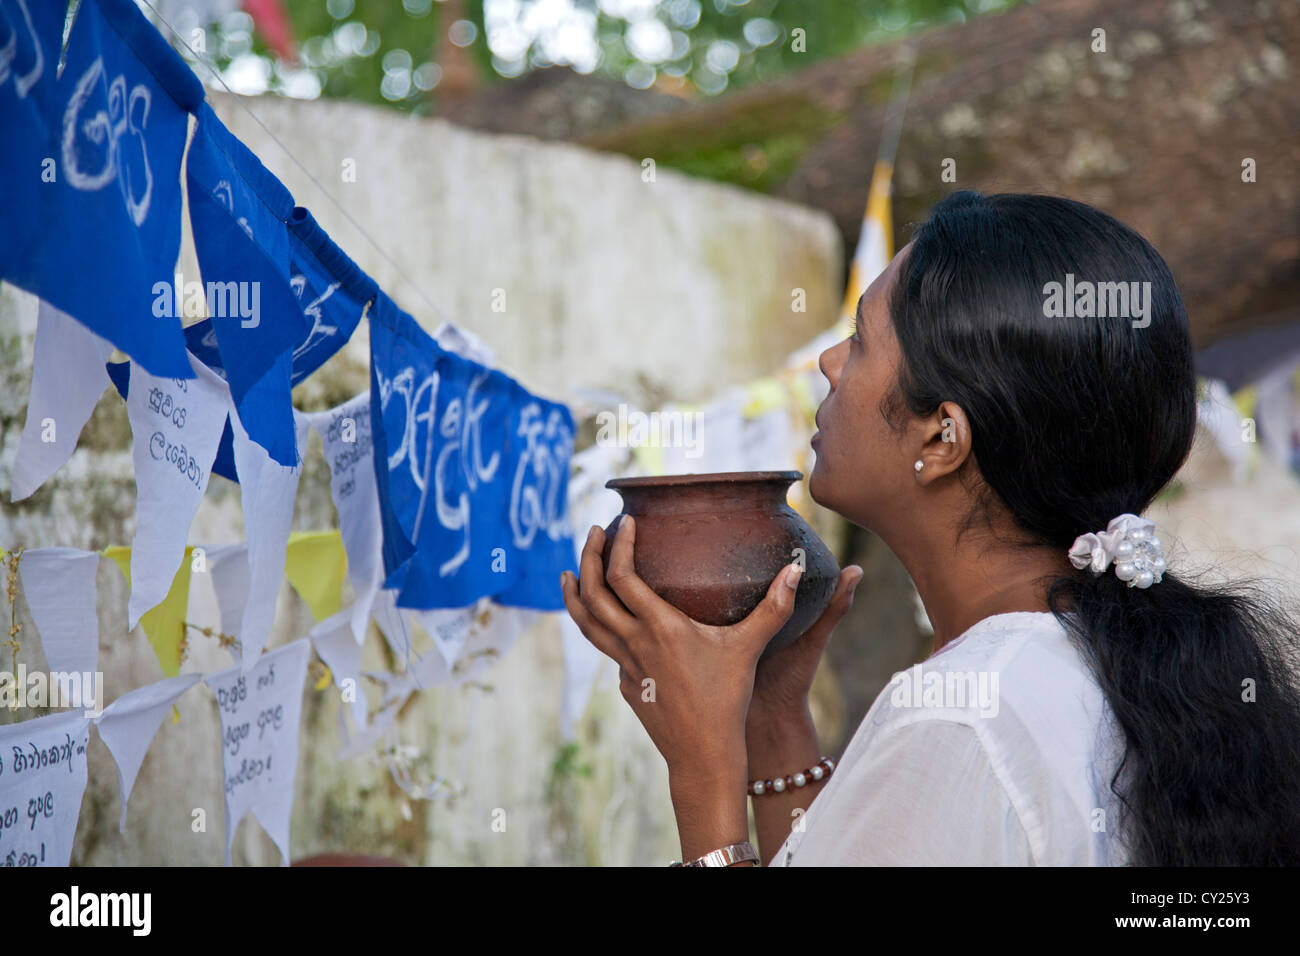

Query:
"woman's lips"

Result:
[[813, 405, 827, 445]]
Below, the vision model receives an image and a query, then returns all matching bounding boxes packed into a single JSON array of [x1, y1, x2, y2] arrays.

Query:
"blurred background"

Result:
[[150, 0, 1011, 109], [2, 0, 1297, 864]]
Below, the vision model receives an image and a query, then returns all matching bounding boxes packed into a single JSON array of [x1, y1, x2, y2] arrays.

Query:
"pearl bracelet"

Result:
[[748, 756, 835, 796]]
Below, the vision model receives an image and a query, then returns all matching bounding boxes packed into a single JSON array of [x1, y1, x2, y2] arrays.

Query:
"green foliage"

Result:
[[550, 741, 594, 780], [286, 0, 451, 114], [171, 0, 1022, 114], [619, 0, 995, 93]]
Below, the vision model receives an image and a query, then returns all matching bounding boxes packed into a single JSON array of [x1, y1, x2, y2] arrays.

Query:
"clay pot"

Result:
[[600, 471, 840, 659]]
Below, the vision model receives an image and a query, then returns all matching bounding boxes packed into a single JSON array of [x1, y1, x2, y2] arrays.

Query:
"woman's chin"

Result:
[[807, 458, 829, 506], [809, 456, 865, 524]]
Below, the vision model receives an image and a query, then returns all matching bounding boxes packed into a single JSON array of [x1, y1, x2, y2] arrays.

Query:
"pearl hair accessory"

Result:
[[1068, 513, 1167, 589]]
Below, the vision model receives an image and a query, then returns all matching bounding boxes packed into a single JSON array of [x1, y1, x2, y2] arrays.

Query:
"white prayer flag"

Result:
[[1197, 379, 1253, 483], [124, 353, 232, 630], [0, 710, 91, 866], [411, 604, 479, 672], [230, 411, 308, 670], [18, 547, 101, 680], [304, 392, 383, 645], [11, 300, 113, 502], [309, 607, 368, 732], [204, 543, 250, 659], [370, 588, 412, 663], [92, 673, 202, 832], [204, 637, 311, 866]]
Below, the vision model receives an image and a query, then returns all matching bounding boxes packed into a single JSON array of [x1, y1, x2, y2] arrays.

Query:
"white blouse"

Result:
[[773, 611, 1131, 866]]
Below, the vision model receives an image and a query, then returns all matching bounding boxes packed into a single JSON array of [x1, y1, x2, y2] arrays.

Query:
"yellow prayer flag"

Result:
[[284, 530, 347, 621], [102, 544, 194, 678], [840, 158, 895, 325]]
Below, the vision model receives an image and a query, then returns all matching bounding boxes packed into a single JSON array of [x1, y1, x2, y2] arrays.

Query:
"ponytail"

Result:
[[1048, 570, 1300, 865]]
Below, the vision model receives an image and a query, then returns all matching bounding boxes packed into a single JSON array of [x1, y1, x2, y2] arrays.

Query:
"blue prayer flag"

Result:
[[0, 0, 202, 378], [185, 102, 305, 466], [369, 294, 577, 611], [286, 207, 377, 385], [105, 207, 375, 484]]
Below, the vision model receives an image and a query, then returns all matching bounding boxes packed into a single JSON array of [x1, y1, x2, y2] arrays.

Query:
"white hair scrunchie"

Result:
[[1068, 513, 1166, 589]]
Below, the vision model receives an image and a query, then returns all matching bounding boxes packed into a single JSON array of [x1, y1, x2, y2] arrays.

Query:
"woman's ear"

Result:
[[914, 401, 972, 483]]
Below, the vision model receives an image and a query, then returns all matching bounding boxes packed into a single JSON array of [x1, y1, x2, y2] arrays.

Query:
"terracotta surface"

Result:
[[600, 471, 840, 659]]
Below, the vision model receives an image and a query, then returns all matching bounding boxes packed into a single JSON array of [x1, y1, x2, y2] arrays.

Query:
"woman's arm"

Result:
[[746, 706, 828, 866], [560, 517, 861, 867], [669, 760, 754, 864], [665, 710, 826, 867]]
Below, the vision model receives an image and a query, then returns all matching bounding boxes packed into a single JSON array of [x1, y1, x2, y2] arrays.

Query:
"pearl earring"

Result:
[[914, 460, 924, 473]]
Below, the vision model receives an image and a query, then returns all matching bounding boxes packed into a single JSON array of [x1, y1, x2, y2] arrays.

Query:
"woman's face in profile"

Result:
[[809, 244, 917, 531]]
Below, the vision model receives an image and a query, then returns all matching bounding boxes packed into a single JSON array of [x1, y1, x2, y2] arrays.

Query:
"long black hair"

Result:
[[883, 190, 1300, 865]]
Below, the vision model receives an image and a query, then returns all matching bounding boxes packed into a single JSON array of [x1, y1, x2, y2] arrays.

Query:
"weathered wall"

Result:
[[0, 91, 845, 866]]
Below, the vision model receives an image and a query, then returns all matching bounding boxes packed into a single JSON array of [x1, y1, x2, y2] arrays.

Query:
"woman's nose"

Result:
[[818, 342, 842, 388]]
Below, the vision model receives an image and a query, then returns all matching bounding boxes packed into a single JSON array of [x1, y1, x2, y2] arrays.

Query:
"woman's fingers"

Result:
[[800, 565, 864, 649], [576, 525, 639, 634], [604, 515, 679, 623], [561, 569, 633, 669], [729, 561, 802, 651]]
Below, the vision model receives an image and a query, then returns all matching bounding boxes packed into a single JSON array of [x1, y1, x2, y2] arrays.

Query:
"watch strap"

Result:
[[670, 841, 759, 867]]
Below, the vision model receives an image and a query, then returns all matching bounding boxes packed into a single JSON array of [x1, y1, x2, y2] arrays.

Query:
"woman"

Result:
[[559, 191, 1300, 866]]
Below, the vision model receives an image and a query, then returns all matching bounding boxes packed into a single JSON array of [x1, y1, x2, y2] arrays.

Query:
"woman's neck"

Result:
[[889, 529, 1075, 653]]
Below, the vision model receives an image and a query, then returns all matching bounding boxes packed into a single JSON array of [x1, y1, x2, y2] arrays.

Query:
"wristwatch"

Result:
[[669, 842, 759, 867]]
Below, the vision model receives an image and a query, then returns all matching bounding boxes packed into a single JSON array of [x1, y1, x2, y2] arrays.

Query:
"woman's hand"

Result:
[[746, 565, 864, 737], [559, 514, 805, 780]]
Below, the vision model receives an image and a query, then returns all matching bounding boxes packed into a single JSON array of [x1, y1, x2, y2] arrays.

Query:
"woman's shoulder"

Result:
[[862, 610, 1105, 738], [778, 611, 1128, 865], [865, 610, 1122, 858]]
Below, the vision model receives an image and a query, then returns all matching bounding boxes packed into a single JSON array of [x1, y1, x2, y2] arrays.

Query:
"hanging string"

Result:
[[4, 549, 25, 712], [134, 0, 453, 327]]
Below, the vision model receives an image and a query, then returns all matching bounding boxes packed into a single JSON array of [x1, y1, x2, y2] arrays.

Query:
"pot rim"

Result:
[[606, 470, 802, 489]]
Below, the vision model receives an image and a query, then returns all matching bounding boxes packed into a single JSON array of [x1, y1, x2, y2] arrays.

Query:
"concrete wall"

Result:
[[0, 91, 845, 866]]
